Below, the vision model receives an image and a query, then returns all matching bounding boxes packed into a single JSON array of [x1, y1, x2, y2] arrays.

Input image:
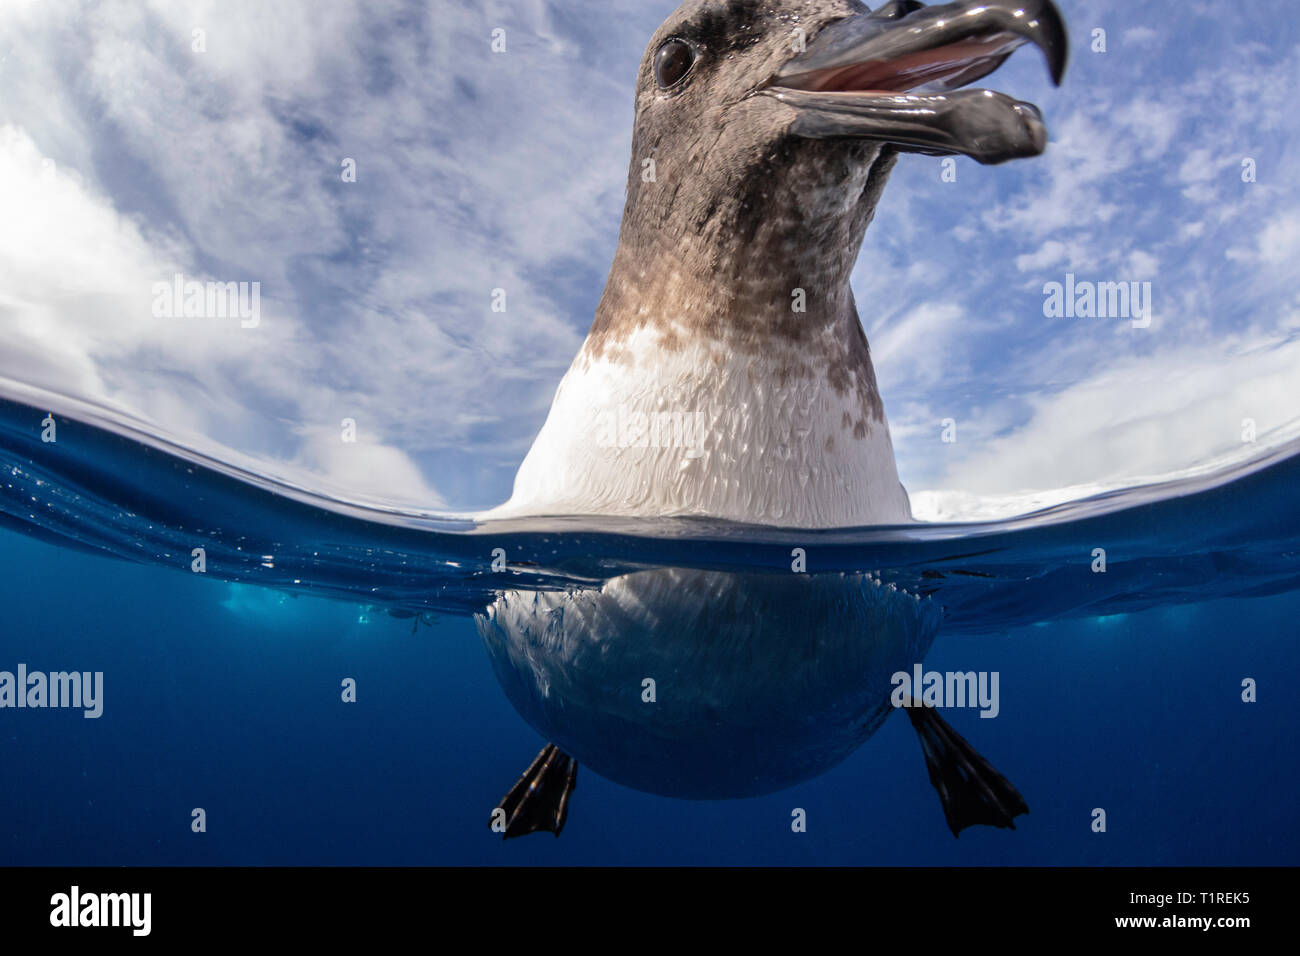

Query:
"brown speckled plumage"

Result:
[[584, 0, 893, 431], [491, 0, 920, 527]]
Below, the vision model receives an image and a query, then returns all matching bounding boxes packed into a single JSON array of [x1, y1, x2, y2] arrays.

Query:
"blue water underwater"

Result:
[[0, 392, 1297, 865]]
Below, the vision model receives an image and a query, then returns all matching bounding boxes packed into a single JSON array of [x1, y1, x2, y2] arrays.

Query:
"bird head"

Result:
[[610, 0, 1066, 298]]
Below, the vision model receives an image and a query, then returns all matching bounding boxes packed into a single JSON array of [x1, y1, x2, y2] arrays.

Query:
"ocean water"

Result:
[[1, 389, 1297, 866]]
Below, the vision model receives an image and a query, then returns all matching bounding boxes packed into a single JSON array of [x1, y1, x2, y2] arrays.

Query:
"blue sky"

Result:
[[1, 0, 1297, 519]]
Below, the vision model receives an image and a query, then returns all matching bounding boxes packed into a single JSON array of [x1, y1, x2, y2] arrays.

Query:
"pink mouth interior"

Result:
[[778, 32, 1022, 94]]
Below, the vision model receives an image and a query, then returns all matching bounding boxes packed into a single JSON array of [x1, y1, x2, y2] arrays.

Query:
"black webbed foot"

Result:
[[905, 703, 1028, 837], [492, 744, 578, 839]]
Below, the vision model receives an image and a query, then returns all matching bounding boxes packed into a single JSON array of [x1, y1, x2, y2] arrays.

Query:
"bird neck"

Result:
[[584, 138, 897, 369], [579, 220, 887, 438], [587, 238, 857, 355]]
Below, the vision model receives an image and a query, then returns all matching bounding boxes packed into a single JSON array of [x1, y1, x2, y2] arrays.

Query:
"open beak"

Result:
[[761, 0, 1068, 165]]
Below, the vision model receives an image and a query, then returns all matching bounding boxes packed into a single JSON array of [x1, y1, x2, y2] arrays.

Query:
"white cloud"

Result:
[[1014, 239, 1068, 272], [0, 122, 442, 506], [1127, 250, 1159, 277], [291, 426, 444, 505], [913, 329, 1300, 508], [1251, 209, 1300, 265], [871, 302, 968, 390]]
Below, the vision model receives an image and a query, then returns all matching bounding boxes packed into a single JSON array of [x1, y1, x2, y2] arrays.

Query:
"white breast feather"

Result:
[[487, 324, 911, 528]]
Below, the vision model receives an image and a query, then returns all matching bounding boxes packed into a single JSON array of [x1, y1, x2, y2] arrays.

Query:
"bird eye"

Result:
[[654, 38, 695, 89], [874, 0, 925, 19]]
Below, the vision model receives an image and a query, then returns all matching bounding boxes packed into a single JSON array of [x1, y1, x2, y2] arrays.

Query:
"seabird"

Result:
[[479, 0, 1066, 839], [488, 0, 1065, 529]]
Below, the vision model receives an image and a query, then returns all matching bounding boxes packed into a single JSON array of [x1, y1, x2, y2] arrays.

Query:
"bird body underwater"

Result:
[[477, 0, 1068, 840]]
